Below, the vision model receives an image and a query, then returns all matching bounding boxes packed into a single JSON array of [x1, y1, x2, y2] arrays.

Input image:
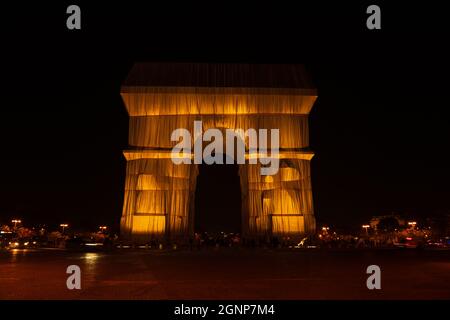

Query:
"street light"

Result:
[[60, 224, 69, 233], [11, 219, 22, 228], [362, 224, 370, 235], [408, 221, 417, 228], [99, 226, 107, 232]]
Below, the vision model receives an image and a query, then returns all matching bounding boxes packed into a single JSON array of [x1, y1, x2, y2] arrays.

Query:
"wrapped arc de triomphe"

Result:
[[120, 63, 317, 243]]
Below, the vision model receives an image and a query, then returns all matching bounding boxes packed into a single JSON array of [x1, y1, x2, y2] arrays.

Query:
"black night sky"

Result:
[[1, 2, 449, 232]]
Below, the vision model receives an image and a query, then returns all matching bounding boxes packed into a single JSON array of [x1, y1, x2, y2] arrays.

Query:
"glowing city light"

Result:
[[11, 219, 22, 228], [60, 224, 69, 233]]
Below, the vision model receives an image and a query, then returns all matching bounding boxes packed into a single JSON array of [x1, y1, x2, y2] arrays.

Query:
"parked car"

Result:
[[425, 238, 450, 249], [0, 232, 16, 249], [6, 237, 39, 249], [394, 237, 418, 249], [65, 236, 104, 251]]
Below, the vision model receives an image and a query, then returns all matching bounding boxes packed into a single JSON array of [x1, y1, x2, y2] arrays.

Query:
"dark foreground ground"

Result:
[[0, 248, 449, 299]]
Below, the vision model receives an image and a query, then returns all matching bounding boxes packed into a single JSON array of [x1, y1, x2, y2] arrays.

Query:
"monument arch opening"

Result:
[[194, 162, 241, 234]]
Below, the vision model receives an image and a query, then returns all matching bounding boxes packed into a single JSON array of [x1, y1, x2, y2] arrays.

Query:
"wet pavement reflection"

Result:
[[1, 248, 449, 299]]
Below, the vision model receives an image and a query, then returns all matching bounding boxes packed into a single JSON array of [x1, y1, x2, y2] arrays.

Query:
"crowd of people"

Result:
[[2, 223, 448, 251]]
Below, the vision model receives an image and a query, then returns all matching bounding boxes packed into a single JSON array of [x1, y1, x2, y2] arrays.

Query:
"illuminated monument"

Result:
[[120, 63, 317, 242]]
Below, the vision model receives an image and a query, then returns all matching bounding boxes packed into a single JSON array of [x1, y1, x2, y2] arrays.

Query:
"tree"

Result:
[[377, 217, 400, 232], [1, 225, 11, 232]]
